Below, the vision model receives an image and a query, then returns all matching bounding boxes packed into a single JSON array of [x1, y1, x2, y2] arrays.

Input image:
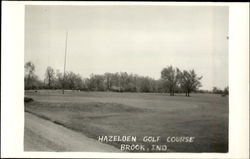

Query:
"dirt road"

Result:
[[24, 112, 120, 152]]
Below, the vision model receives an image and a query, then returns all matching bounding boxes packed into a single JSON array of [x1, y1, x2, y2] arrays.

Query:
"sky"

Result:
[[25, 5, 229, 90]]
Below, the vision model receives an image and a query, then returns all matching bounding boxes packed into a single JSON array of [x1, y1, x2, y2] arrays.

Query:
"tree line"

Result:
[[24, 61, 228, 96]]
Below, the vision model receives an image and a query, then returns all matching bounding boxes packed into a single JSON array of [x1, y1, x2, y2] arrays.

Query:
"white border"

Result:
[[1, 2, 249, 158]]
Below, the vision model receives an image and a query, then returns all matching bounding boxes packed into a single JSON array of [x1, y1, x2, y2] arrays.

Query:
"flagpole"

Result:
[[62, 30, 68, 94]]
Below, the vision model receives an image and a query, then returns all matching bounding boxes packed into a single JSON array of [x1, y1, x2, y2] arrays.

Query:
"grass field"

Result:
[[25, 90, 228, 152]]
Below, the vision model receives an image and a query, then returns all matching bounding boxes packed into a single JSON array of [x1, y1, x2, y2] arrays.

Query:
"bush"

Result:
[[24, 97, 33, 103]]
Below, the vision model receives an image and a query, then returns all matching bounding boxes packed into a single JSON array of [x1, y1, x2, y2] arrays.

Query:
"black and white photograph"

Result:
[[23, 5, 229, 153], [1, 2, 249, 158]]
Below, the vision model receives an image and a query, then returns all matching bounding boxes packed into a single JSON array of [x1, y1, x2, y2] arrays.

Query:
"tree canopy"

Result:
[[178, 69, 203, 96], [161, 66, 180, 96], [45, 66, 55, 89], [24, 61, 213, 97], [24, 61, 42, 89]]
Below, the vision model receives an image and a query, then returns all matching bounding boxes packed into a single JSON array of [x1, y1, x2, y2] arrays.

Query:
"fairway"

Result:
[[24, 90, 228, 152]]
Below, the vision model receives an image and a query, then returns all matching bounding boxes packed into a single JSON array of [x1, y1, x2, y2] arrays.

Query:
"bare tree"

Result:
[[45, 66, 55, 88]]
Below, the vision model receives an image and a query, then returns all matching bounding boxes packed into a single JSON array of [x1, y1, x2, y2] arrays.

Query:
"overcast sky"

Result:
[[25, 5, 228, 90]]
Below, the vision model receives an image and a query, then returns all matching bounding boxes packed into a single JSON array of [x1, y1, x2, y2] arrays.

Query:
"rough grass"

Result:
[[25, 91, 228, 152]]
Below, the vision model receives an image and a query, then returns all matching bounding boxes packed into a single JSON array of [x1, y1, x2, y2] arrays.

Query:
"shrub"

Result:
[[24, 97, 33, 103]]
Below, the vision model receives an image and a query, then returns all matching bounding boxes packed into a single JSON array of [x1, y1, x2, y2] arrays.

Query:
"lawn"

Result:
[[25, 90, 228, 152]]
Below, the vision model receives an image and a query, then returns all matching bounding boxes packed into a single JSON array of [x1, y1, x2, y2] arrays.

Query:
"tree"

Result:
[[45, 66, 55, 89], [212, 86, 223, 94], [24, 61, 41, 89], [25, 62, 35, 87], [120, 72, 129, 92], [161, 66, 179, 96], [223, 86, 229, 95], [55, 70, 64, 89], [213, 87, 219, 94], [87, 74, 105, 91], [104, 72, 113, 91], [109, 73, 121, 92], [178, 69, 202, 96], [59, 71, 84, 90], [67, 72, 83, 90]]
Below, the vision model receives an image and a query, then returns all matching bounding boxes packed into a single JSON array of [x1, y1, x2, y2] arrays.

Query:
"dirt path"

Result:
[[24, 112, 120, 152]]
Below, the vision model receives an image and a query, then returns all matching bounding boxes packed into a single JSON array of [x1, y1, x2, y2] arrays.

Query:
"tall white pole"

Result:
[[62, 30, 68, 94]]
